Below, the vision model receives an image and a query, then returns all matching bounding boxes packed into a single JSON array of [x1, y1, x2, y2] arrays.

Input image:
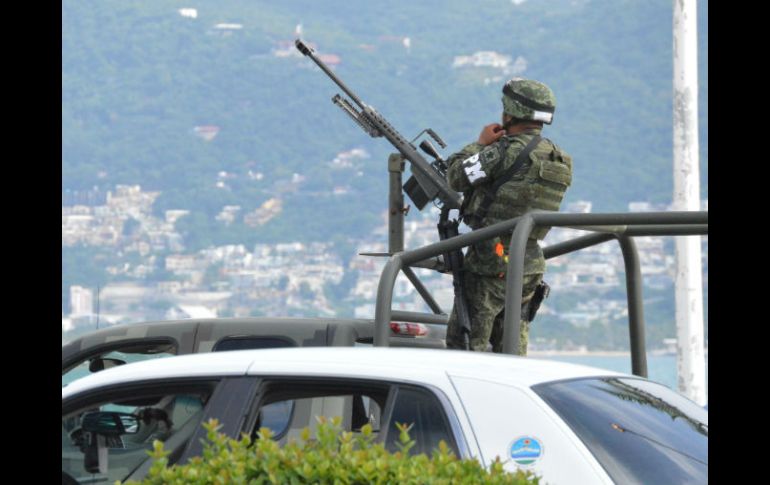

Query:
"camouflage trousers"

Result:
[[446, 272, 543, 355]]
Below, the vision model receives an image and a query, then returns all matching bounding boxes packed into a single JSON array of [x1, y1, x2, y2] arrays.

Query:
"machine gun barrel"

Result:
[[296, 39, 366, 110], [296, 38, 462, 210]]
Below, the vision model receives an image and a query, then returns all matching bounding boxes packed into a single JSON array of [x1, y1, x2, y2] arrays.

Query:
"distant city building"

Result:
[[165, 210, 190, 224], [62, 212, 94, 228], [157, 281, 183, 294], [79, 187, 162, 255], [214, 23, 243, 30], [244, 198, 282, 227], [166, 304, 217, 320], [166, 254, 200, 271], [247, 170, 264, 180], [100, 283, 151, 305], [70, 286, 93, 316], [107, 185, 160, 211], [565, 200, 592, 213], [178, 8, 197, 19], [62, 205, 92, 216], [275, 242, 304, 255], [453, 51, 512, 69], [215, 205, 242, 225], [548, 261, 619, 290], [193, 125, 220, 141], [329, 148, 369, 168]]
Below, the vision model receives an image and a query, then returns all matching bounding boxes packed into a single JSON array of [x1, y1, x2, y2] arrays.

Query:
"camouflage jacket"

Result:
[[446, 128, 572, 276]]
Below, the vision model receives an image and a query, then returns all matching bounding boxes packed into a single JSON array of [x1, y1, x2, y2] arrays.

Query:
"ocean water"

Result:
[[542, 354, 708, 400]]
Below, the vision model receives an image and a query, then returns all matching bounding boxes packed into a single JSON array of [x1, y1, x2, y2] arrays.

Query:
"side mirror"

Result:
[[89, 357, 126, 373], [81, 411, 139, 435]]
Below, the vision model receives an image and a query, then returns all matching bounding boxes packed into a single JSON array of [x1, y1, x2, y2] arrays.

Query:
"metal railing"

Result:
[[373, 210, 708, 377]]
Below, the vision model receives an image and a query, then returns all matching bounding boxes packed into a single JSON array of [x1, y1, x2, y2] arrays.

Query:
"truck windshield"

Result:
[[533, 377, 707, 485]]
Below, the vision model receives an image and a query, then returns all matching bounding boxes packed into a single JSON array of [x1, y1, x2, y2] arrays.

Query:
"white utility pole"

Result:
[[673, 0, 706, 405]]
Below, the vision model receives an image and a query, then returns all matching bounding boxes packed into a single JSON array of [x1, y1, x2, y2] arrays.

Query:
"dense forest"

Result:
[[63, 0, 708, 248]]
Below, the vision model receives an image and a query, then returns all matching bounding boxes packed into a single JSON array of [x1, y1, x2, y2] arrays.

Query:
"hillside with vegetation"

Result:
[[63, 0, 708, 250]]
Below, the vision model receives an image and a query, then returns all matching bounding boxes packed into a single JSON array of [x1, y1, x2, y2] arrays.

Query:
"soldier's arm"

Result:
[[447, 124, 507, 191], [449, 140, 513, 190], [446, 142, 484, 191]]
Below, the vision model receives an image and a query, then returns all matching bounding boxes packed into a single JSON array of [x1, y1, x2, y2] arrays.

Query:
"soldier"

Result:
[[445, 78, 572, 355]]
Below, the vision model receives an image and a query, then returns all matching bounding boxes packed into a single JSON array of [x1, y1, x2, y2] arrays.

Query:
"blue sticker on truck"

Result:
[[510, 436, 543, 466]]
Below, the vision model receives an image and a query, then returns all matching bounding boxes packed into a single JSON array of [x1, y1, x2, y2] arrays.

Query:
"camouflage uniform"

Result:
[[444, 78, 572, 355]]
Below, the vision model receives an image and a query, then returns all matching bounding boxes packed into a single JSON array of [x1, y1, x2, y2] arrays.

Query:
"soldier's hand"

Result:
[[478, 123, 505, 145]]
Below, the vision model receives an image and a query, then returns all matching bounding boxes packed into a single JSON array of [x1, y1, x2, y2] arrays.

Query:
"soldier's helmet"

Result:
[[501, 78, 556, 125]]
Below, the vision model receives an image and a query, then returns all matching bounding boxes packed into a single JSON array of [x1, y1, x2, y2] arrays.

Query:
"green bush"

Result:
[[124, 417, 539, 484]]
